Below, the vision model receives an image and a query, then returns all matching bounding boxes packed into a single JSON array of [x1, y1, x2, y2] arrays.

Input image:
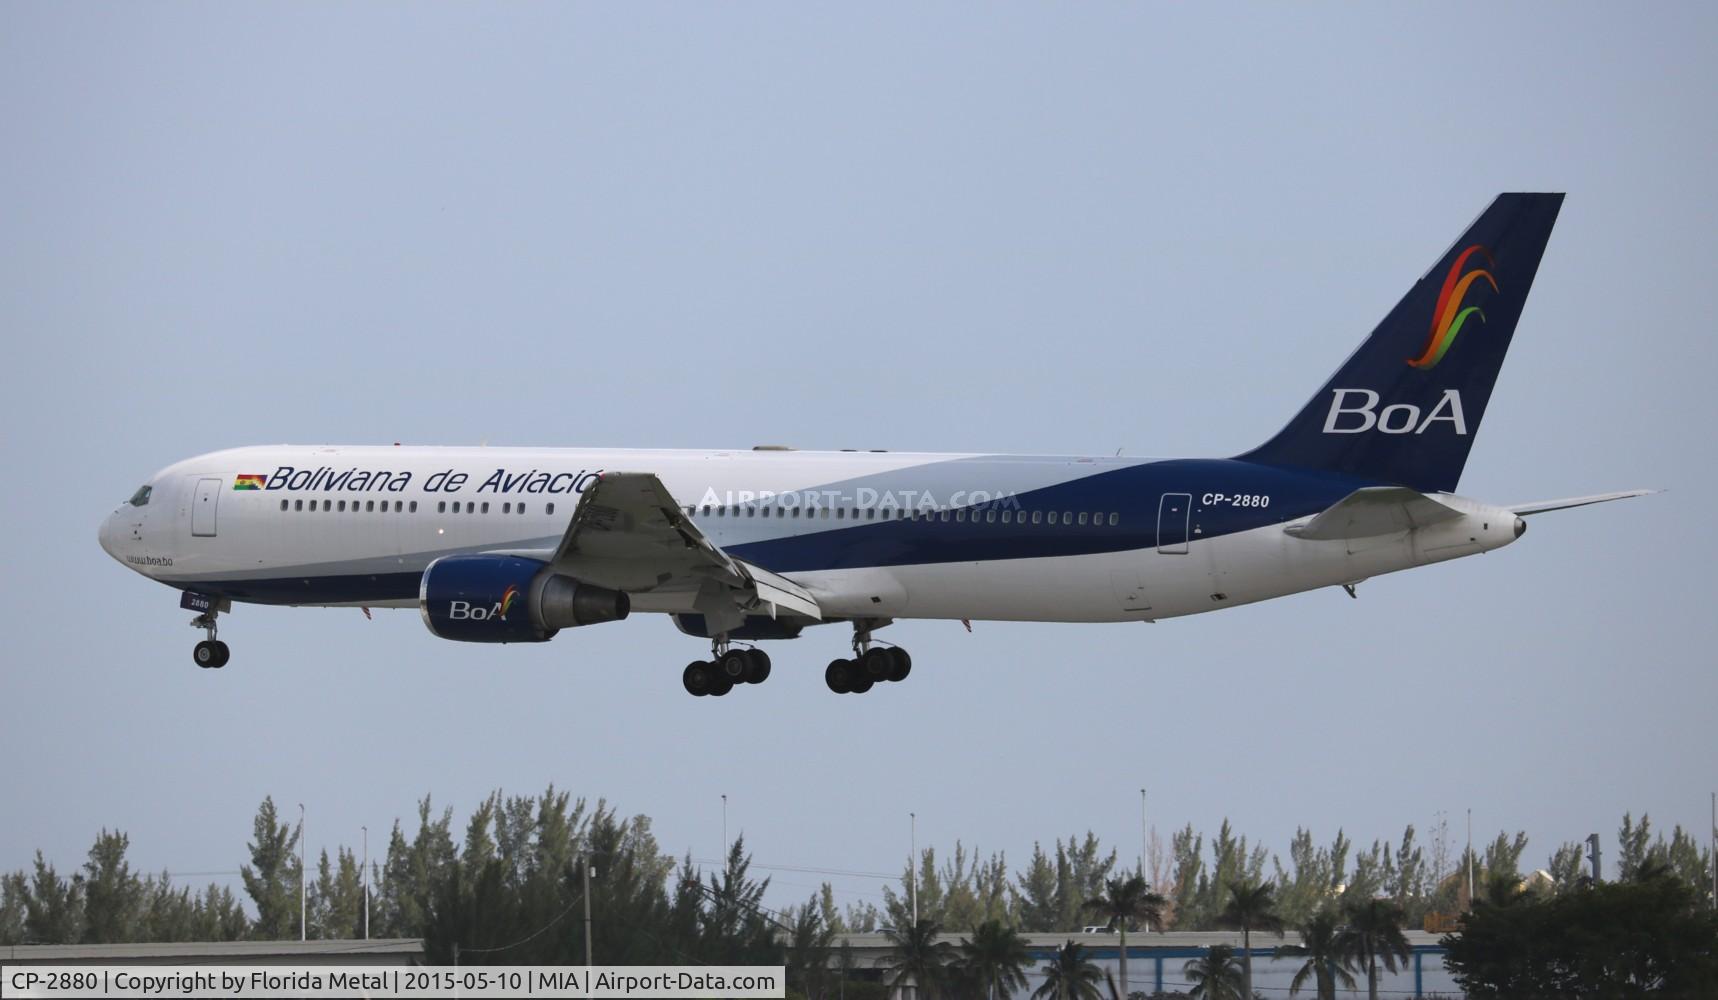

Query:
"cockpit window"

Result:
[[128, 484, 152, 507]]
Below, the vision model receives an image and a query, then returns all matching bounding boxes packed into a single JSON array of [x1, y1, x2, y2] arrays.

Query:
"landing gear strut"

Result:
[[190, 610, 229, 669], [681, 635, 770, 697], [824, 619, 911, 695]]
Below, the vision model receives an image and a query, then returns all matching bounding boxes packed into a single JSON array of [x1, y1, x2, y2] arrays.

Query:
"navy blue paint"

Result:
[[420, 554, 554, 643], [724, 459, 1375, 573], [1240, 192, 1562, 493]]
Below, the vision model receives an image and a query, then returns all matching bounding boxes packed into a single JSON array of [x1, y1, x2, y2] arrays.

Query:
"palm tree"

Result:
[[1273, 909, 1358, 1000], [1338, 898, 1411, 1000], [883, 918, 955, 999], [1183, 943, 1245, 1000], [1080, 874, 1166, 999], [959, 919, 1031, 1000], [1217, 880, 1285, 1000], [1031, 940, 1108, 1000]]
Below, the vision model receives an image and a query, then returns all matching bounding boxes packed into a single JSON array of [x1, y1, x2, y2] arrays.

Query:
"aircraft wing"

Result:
[[1508, 489, 1657, 516], [1284, 486, 1463, 541], [547, 471, 821, 622]]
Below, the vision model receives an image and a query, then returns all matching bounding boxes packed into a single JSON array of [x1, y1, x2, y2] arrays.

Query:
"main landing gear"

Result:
[[824, 620, 911, 695], [191, 609, 229, 669], [682, 637, 771, 697]]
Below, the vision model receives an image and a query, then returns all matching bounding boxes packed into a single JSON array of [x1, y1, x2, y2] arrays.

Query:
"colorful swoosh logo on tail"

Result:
[[1409, 244, 1497, 370], [499, 585, 519, 620]]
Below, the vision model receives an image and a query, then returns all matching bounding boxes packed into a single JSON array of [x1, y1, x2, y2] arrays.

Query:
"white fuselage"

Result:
[[99, 444, 1522, 627]]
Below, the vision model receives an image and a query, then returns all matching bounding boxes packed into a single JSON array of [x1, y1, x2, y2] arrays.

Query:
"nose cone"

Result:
[[99, 511, 121, 561]]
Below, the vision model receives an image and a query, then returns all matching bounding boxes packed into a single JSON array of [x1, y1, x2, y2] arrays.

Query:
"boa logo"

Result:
[[1322, 388, 1469, 435], [1409, 244, 1497, 370], [448, 590, 520, 622]]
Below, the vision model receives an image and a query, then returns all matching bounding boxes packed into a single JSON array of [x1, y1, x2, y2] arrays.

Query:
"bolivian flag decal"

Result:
[[233, 474, 267, 491]]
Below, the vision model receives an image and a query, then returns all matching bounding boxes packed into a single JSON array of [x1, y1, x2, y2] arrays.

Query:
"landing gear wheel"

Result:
[[825, 658, 854, 694], [709, 676, 734, 697], [743, 648, 771, 684], [887, 647, 911, 682], [849, 674, 875, 694], [211, 641, 230, 668], [683, 661, 714, 697], [717, 649, 752, 684], [860, 647, 893, 680], [194, 641, 221, 669]]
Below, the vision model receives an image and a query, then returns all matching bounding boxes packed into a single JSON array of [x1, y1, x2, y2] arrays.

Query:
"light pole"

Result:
[[1139, 789, 1148, 881], [583, 858, 594, 967], [298, 803, 306, 941], [910, 812, 918, 928], [361, 825, 369, 941], [722, 794, 728, 855], [1710, 791, 1715, 908], [1465, 808, 1472, 911]]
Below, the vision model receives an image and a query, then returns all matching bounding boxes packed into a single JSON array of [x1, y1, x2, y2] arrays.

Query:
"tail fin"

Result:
[[1238, 193, 1563, 493]]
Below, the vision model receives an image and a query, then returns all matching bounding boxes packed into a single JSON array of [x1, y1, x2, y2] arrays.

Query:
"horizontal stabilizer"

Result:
[[1508, 489, 1657, 516], [1285, 487, 1463, 541]]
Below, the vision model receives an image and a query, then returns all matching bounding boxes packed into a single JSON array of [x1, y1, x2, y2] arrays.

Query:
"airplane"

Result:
[[99, 193, 1651, 697]]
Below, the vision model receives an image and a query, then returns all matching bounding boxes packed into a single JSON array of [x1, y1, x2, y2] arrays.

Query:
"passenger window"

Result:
[[518, 505, 525, 516], [503, 502, 511, 514], [337, 500, 346, 512], [438, 502, 446, 513], [1109, 512, 1119, 526], [986, 511, 995, 523], [409, 501, 417, 513], [280, 500, 288, 511], [1078, 513, 1088, 526], [1063, 511, 1072, 524], [294, 499, 303, 511], [547, 503, 555, 515], [1048, 511, 1058, 525], [746, 507, 755, 518], [1002, 510, 1012, 524], [701, 505, 711, 516], [481, 502, 490, 514]]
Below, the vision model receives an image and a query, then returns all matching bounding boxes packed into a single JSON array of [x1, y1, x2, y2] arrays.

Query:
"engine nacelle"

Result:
[[419, 555, 630, 643]]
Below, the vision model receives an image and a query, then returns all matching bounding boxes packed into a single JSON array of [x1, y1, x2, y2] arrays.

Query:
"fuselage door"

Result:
[[191, 477, 221, 537], [1157, 493, 1191, 554]]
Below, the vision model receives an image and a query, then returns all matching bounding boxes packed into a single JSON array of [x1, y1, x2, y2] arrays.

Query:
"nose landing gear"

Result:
[[191, 611, 229, 669]]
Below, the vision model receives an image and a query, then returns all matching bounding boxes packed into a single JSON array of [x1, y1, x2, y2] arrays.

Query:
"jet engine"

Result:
[[419, 554, 629, 643]]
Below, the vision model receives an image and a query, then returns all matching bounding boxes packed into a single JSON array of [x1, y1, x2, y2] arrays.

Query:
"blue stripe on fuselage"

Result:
[[726, 459, 1373, 572]]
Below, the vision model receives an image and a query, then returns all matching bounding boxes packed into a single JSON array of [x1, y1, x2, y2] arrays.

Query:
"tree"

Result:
[[1338, 897, 1411, 1000], [1444, 872, 1718, 996], [240, 797, 302, 940], [23, 853, 84, 944], [81, 829, 143, 944], [1216, 880, 1284, 1000], [958, 919, 1031, 1000], [1182, 943, 1245, 1000], [1031, 940, 1107, 1000], [783, 895, 835, 999], [882, 918, 954, 999], [1617, 812, 1653, 882], [1081, 875, 1165, 998], [1273, 909, 1357, 1000]]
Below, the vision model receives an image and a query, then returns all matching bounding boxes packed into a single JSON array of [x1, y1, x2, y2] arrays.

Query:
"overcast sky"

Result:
[[3, 3, 1714, 916]]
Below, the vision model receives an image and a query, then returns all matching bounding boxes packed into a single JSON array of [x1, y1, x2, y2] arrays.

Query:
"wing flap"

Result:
[[550, 471, 821, 621]]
